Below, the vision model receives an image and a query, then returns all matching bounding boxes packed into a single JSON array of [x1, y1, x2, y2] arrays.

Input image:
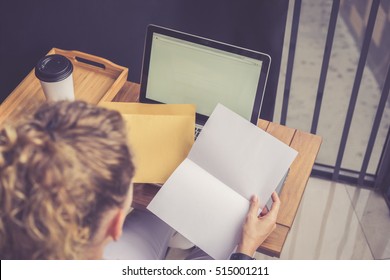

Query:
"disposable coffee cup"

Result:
[[35, 54, 75, 101]]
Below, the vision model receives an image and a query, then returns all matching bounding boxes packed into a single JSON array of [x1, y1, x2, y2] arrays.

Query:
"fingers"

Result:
[[248, 195, 260, 217], [249, 193, 281, 220], [268, 192, 281, 219], [271, 191, 280, 203]]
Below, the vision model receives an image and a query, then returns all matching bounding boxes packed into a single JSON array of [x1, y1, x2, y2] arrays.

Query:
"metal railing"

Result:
[[277, 0, 390, 197]]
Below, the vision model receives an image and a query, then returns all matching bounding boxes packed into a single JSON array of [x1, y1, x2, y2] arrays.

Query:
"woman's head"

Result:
[[0, 101, 134, 259]]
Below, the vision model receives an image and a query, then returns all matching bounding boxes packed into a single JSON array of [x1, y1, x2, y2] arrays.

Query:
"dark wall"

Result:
[[0, 0, 289, 120]]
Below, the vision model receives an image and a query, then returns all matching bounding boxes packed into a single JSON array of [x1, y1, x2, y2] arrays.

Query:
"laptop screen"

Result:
[[140, 25, 271, 125]]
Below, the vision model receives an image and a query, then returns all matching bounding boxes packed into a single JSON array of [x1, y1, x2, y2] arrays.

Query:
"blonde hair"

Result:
[[0, 101, 134, 259]]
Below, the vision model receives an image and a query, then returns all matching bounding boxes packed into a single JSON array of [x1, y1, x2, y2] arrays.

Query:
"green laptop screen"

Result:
[[146, 33, 263, 121]]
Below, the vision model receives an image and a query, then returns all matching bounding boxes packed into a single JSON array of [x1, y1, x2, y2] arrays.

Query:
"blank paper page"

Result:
[[188, 104, 298, 208], [147, 158, 249, 260]]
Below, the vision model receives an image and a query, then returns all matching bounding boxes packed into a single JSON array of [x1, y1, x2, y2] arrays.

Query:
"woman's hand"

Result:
[[237, 192, 281, 256]]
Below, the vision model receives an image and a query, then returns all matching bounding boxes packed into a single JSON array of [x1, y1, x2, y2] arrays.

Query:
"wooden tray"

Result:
[[0, 48, 128, 124]]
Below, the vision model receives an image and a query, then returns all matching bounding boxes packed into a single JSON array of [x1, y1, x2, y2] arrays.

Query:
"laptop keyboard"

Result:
[[195, 126, 202, 140]]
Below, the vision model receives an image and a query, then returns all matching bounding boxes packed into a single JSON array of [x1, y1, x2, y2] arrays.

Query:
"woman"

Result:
[[0, 101, 279, 259]]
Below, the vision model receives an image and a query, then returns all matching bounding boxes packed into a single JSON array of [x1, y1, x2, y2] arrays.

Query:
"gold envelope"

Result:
[[100, 102, 195, 183]]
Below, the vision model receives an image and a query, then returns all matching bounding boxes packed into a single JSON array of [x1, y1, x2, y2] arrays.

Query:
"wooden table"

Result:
[[0, 78, 322, 258]]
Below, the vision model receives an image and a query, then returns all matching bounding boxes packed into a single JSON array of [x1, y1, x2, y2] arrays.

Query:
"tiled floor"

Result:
[[344, 184, 390, 259], [256, 178, 378, 260], [166, 177, 390, 260]]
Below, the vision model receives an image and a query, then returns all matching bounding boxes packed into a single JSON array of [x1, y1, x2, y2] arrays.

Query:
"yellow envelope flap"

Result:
[[100, 102, 195, 116], [99, 102, 196, 184]]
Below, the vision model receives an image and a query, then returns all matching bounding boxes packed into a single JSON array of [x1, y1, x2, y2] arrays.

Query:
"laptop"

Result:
[[139, 24, 271, 137]]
